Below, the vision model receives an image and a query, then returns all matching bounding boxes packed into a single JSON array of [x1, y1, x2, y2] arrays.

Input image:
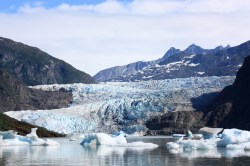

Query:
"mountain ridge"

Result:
[[0, 37, 95, 86], [94, 42, 233, 82], [110, 41, 249, 82]]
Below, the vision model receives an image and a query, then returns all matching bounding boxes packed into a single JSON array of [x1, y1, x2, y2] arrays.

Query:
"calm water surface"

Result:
[[1, 137, 250, 166]]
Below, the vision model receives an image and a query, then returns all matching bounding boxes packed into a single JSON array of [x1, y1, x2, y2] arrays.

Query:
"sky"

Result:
[[0, 0, 250, 75]]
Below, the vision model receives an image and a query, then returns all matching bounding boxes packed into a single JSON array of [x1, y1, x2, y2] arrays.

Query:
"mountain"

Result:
[[0, 37, 95, 86], [111, 41, 250, 82], [94, 59, 161, 82], [183, 44, 228, 54], [202, 55, 250, 130], [145, 55, 250, 135], [94, 44, 232, 82], [0, 69, 71, 137], [94, 46, 182, 82], [161, 47, 180, 61], [0, 69, 72, 112]]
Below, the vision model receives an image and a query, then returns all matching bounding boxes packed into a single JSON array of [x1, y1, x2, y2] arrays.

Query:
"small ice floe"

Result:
[[0, 128, 59, 146], [172, 130, 202, 139], [172, 134, 186, 138], [0, 130, 17, 139], [80, 133, 158, 148], [167, 128, 250, 153], [199, 127, 223, 139]]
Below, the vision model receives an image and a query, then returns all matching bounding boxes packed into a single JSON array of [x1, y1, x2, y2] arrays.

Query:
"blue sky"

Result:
[[0, 0, 250, 75], [0, 0, 132, 12]]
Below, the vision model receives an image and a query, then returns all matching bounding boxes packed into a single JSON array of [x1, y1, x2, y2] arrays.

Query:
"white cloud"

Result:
[[0, 0, 250, 75]]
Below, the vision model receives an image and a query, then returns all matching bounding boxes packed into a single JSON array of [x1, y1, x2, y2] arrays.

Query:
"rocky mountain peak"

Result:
[[184, 44, 204, 54], [225, 44, 231, 49], [161, 47, 180, 61]]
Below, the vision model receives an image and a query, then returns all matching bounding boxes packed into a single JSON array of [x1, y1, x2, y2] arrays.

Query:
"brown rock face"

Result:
[[0, 69, 72, 112], [203, 55, 250, 130], [146, 111, 204, 135]]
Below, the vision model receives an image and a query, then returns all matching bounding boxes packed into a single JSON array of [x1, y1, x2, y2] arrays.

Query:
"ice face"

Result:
[[6, 76, 234, 134]]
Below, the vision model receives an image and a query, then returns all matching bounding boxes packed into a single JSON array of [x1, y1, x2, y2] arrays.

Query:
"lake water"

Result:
[[1, 136, 250, 166]]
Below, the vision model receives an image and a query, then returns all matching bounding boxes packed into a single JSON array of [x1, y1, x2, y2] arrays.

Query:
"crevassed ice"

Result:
[[6, 76, 235, 134]]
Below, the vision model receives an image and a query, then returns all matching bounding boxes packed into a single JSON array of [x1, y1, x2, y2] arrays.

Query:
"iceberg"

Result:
[[0, 130, 18, 139], [199, 127, 223, 139], [81, 133, 158, 148], [81, 133, 117, 146], [4, 137, 29, 146], [0, 128, 59, 146], [167, 128, 250, 152]]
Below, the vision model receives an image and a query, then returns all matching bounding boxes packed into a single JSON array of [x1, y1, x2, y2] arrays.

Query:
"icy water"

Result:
[[1, 137, 250, 166]]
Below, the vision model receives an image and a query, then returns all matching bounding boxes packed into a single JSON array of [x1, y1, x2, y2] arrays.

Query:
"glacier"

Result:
[[5, 76, 234, 135]]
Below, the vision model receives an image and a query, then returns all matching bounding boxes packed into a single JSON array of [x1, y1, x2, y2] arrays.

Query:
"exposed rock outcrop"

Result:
[[146, 111, 203, 135], [202, 55, 250, 130], [0, 69, 72, 112]]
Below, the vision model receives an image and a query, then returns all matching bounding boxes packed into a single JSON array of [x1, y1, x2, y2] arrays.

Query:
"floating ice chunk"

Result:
[[167, 128, 250, 157], [0, 130, 18, 139], [166, 142, 180, 150], [173, 134, 186, 137], [0, 128, 59, 146], [187, 130, 193, 138], [4, 138, 29, 146], [193, 134, 203, 139], [226, 144, 245, 149], [31, 138, 46, 146], [81, 133, 116, 145], [26, 128, 39, 139], [81, 133, 158, 148], [199, 127, 223, 139], [168, 138, 217, 150], [217, 129, 250, 147], [113, 135, 127, 145]]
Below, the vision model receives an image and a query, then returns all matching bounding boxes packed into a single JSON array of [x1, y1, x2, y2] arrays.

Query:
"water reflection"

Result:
[[1, 138, 250, 166], [168, 148, 250, 159]]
